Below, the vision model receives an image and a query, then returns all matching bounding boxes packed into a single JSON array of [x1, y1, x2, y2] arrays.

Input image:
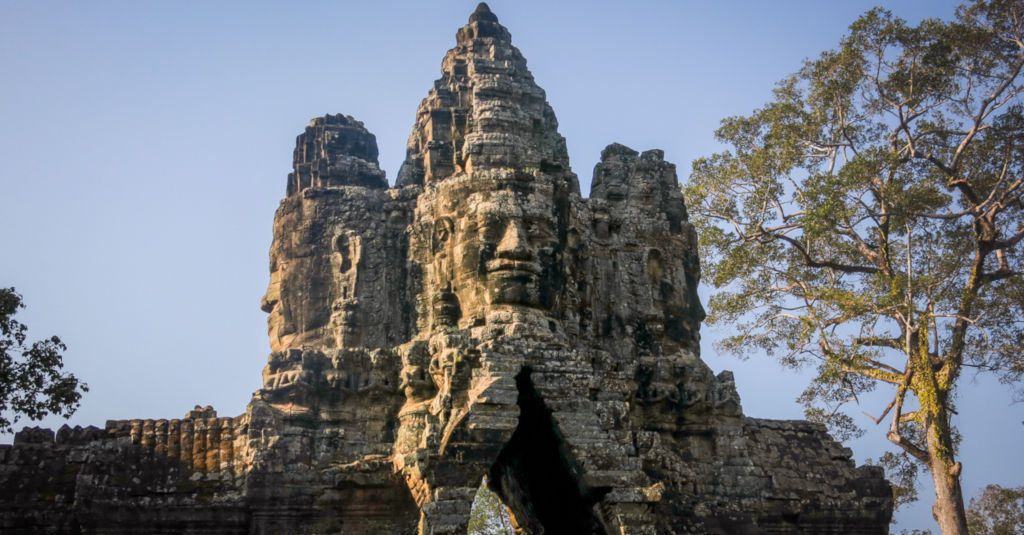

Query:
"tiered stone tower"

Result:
[[0, 5, 893, 534]]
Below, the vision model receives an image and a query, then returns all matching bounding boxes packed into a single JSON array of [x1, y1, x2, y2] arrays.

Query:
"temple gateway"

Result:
[[0, 4, 892, 534]]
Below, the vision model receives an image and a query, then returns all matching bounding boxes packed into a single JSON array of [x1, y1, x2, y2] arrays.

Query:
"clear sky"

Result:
[[2, 1, 1019, 532]]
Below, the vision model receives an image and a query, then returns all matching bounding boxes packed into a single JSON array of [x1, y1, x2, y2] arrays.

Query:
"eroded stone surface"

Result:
[[0, 3, 892, 534]]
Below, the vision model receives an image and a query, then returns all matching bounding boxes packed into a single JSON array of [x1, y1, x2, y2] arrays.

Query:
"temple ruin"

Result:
[[0, 4, 893, 534]]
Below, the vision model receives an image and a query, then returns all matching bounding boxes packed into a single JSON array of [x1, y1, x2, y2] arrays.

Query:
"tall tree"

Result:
[[683, 2, 1024, 533], [0, 287, 87, 433], [967, 484, 1024, 535]]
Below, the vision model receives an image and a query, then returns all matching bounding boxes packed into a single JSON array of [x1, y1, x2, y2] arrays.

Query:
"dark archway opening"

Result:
[[487, 367, 609, 534]]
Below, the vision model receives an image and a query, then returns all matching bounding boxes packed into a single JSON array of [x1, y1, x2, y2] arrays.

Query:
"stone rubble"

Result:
[[0, 3, 892, 534]]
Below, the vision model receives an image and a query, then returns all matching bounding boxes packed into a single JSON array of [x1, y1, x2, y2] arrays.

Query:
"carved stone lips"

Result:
[[486, 259, 541, 277]]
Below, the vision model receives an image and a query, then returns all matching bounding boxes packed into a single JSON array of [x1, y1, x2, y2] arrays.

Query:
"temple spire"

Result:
[[470, 2, 497, 23], [395, 3, 574, 189]]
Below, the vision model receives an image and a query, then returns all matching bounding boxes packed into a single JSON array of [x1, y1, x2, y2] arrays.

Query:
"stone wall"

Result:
[[0, 417, 248, 535]]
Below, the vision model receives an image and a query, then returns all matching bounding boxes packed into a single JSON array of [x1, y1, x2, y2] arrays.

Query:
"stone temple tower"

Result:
[[0, 4, 893, 534]]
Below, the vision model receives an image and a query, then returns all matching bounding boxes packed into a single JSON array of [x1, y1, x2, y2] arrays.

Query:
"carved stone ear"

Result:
[[432, 217, 454, 254]]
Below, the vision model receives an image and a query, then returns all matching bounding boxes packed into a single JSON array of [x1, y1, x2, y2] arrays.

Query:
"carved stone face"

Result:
[[413, 174, 568, 329], [261, 267, 293, 352], [468, 196, 556, 306], [261, 243, 332, 352], [594, 162, 628, 201], [441, 188, 559, 316]]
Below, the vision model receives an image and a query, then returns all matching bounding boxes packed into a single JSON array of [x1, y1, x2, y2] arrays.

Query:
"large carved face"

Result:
[[262, 203, 360, 352], [462, 191, 557, 307], [262, 253, 332, 352], [426, 181, 562, 322]]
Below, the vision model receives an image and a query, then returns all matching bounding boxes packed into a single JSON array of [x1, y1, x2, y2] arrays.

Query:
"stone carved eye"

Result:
[[526, 219, 555, 240], [475, 211, 508, 243], [477, 221, 501, 244]]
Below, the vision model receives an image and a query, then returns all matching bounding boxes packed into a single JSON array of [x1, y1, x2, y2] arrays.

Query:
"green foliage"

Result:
[[468, 476, 514, 535], [967, 484, 1024, 535], [684, 1, 1024, 532], [0, 287, 87, 433]]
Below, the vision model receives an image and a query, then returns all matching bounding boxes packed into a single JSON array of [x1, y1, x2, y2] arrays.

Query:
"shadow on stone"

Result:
[[487, 367, 609, 534]]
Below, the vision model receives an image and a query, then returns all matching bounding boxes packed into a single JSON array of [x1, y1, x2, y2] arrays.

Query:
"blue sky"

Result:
[[2, 1, 1019, 531]]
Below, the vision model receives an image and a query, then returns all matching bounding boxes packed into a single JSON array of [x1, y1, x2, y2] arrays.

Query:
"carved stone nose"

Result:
[[496, 220, 530, 260]]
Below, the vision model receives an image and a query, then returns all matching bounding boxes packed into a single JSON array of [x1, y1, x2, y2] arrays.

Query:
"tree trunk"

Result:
[[925, 419, 969, 535], [908, 337, 969, 535]]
